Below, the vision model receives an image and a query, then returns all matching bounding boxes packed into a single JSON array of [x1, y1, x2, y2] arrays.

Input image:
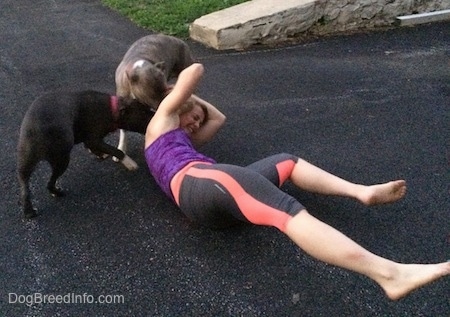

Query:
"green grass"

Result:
[[102, 0, 249, 38]]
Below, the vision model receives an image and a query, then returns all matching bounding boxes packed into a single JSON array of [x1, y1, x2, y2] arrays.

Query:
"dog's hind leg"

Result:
[[17, 156, 39, 219], [113, 129, 127, 162], [47, 154, 70, 197]]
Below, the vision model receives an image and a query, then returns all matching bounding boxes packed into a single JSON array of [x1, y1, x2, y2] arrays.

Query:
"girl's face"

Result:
[[179, 104, 205, 135]]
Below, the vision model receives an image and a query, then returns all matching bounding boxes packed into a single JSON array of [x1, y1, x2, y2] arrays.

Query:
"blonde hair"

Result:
[[179, 98, 209, 125]]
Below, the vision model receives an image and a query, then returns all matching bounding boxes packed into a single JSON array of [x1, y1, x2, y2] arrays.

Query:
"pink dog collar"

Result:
[[110, 96, 119, 131]]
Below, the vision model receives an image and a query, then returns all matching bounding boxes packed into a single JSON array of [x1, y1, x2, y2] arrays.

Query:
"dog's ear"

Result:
[[126, 69, 140, 84], [154, 61, 166, 73]]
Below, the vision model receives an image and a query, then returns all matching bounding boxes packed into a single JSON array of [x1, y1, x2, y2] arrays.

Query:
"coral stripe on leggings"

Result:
[[170, 153, 305, 231]]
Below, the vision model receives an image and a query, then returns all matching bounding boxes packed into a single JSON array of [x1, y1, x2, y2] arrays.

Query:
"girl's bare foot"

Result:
[[359, 180, 406, 206], [380, 261, 450, 300]]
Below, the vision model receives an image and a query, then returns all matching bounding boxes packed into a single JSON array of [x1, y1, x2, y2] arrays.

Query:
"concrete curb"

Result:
[[189, 0, 318, 50], [396, 9, 450, 26]]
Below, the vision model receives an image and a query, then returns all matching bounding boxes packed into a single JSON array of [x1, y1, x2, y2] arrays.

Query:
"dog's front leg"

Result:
[[85, 139, 138, 171], [113, 129, 128, 163]]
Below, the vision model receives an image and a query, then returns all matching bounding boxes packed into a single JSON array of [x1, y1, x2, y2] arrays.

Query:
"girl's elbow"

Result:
[[193, 63, 204, 78], [187, 63, 204, 76], [192, 63, 204, 71], [219, 113, 227, 125]]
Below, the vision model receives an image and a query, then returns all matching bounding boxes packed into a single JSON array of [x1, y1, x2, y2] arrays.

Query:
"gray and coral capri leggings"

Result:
[[170, 153, 305, 231]]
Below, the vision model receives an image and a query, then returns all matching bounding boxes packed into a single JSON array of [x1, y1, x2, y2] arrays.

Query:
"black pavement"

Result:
[[1, 1, 449, 316]]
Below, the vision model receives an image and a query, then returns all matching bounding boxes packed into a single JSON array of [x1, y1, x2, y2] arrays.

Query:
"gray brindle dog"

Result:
[[115, 33, 194, 164], [17, 90, 154, 219]]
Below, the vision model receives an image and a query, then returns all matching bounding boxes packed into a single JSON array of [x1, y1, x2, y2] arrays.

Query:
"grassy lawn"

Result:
[[101, 0, 249, 38]]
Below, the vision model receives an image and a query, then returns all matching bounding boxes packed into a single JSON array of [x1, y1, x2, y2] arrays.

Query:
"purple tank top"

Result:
[[144, 128, 216, 200]]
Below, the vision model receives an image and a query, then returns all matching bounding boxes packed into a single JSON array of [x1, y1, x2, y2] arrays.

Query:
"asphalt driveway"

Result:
[[1, 1, 449, 316]]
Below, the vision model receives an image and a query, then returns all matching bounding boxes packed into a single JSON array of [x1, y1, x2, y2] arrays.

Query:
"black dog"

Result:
[[17, 90, 154, 219]]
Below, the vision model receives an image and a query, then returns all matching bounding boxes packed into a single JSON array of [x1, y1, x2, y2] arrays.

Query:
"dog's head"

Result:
[[126, 59, 167, 108], [118, 97, 155, 134]]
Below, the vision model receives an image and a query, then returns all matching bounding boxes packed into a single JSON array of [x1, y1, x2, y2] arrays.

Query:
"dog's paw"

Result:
[[122, 155, 138, 171], [88, 148, 109, 160], [48, 186, 66, 197], [24, 208, 38, 219], [97, 153, 110, 160]]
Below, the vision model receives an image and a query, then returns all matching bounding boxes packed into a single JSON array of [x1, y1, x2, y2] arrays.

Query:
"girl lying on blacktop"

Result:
[[144, 63, 449, 300]]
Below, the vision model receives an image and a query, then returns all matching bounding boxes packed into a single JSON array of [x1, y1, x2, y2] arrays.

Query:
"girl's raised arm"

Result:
[[157, 63, 204, 116]]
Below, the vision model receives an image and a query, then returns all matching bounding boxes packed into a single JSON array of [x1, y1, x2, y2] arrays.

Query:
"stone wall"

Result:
[[189, 0, 450, 50]]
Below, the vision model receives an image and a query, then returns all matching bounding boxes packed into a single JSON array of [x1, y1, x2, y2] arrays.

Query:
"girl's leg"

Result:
[[290, 158, 406, 206], [284, 210, 450, 300]]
